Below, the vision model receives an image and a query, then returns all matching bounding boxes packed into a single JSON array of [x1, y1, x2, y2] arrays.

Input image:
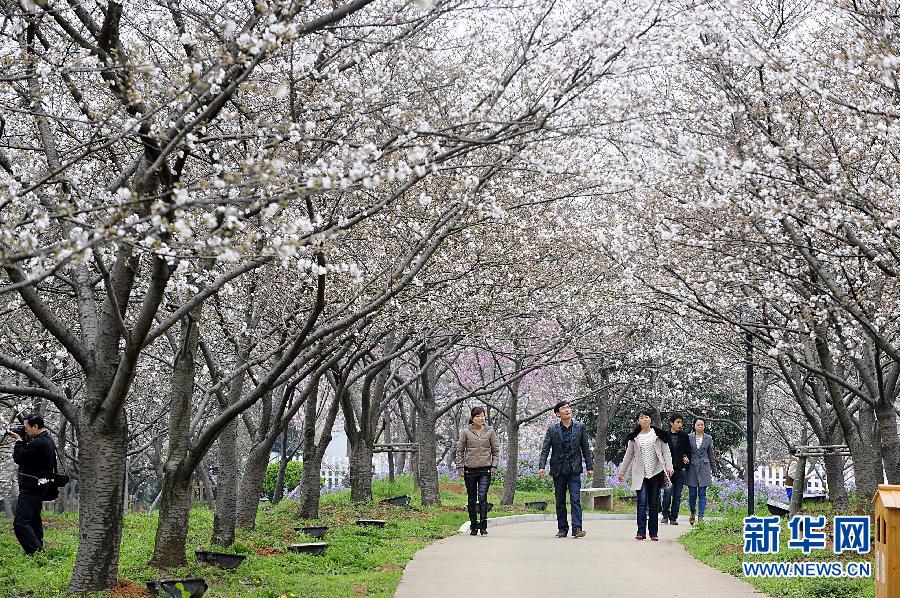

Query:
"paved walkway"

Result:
[[396, 518, 765, 597]]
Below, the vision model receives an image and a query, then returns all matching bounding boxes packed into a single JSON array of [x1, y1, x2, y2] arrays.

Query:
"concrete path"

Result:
[[396, 519, 765, 597]]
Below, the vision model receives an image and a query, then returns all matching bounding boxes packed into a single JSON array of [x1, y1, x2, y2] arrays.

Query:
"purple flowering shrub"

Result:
[[492, 460, 554, 491], [705, 477, 789, 514]]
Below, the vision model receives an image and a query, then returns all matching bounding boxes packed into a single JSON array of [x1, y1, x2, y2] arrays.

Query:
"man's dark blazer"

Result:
[[538, 420, 593, 477]]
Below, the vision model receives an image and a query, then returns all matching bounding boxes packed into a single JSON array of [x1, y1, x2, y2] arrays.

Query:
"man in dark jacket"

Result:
[[661, 412, 691, 525], [539, 400, 593, 538], [9, 414, 56, 554]]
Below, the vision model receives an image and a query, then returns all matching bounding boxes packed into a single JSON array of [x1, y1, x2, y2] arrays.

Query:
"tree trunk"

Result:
[[124, 457, 130, 514], [272, 428, 289, 504], [148, 471, 192, 568], [150, 312, 200, 568], [875, 398, 900, 484], [67, 421, 127, 594], [236, 439, 275, 530], [211, 417, 239, 545], [417, 352, 440, 505], [298, 452, 325, 518], [198, 462, 215, 509], [57, 418, 69, 513], [501, 419, 520, 505], [848, 405, 879, 507], [349, 437, 375, 502], [823, 453, 849, 509], [211, 368, 244, 546], [298, 388, 339, 518], [417, 419, 439, 504], [591, 369, 612, 488], [2, 491, 12, 519], [411, 409, 420, 488], [820, 410, 850, 510], [385, 415, 395, 482]]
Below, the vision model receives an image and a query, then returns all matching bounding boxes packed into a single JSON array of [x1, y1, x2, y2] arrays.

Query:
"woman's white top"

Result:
[[637, 430, 663, 478], [695, 434, 704, 449]]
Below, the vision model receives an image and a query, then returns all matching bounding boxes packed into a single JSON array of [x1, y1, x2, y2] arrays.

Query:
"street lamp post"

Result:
[[746, 327, 755, 516]]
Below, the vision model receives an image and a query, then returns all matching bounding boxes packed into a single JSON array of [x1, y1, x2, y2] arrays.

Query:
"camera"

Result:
[[5, 425, 25, 437]]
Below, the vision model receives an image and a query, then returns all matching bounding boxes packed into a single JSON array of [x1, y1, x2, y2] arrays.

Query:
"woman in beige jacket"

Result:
[[455, 407, 500, 536], [618, 409, 673, 541]]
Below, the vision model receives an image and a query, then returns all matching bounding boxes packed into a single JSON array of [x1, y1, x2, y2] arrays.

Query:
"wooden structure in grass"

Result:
[[874, 485, 900, 598]]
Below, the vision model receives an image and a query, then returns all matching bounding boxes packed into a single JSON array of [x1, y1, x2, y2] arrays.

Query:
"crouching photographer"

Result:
[[7, 414, 58, 555]]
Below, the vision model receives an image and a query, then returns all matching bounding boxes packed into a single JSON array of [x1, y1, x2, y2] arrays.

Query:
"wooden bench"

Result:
[[580, 487, 613, 511]]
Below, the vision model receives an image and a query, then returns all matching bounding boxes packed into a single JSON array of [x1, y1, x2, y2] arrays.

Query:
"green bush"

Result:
[[262, 460, 303, 497]]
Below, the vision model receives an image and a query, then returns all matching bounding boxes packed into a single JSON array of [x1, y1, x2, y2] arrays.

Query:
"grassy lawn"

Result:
[[679, 510, 875, 598], [0, 476, 567, 597]]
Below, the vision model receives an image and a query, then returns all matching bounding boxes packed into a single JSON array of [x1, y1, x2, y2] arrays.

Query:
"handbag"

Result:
[[44, 447, 70, 500], [661, 471, 672, 489]]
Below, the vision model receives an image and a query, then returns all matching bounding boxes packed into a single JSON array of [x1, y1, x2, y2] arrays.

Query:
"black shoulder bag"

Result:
[[44, 443, 71, 501]]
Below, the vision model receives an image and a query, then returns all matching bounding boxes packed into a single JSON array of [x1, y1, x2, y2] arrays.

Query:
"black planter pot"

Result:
[[297, 525, 329, 539], [766, 500, 790, 517], [146, 578, 208, 597], [356, 519, 387, 527], [195, 550, 247, 570], [382, 495, 411, 507], [288, 542, 329, 555], [525, 500, 548, 511]]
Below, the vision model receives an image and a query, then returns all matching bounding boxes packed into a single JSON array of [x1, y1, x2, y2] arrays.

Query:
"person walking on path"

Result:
[[455, 406, 500, 536], [661, 412, 691, 526], [686, 417, 715, 525], [618, 409, 673, 541], [539, 400, 593, 538]]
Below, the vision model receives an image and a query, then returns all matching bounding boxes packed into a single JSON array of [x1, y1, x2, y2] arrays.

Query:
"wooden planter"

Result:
[[195, 550, 246, 570], [356, 519, 387, 527], [146, 578, 208, 597], [288, 542, 329, 555], [297, 525, 329, 539]]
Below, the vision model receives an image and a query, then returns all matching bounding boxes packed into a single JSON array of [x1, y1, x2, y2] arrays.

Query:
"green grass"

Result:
[[679, 510, 875, 598], [0, 477, 559, 597]]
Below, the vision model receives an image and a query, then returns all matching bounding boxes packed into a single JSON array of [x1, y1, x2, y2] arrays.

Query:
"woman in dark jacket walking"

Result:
[[686, 417, 715, 525], [455, 406, 500, 535]]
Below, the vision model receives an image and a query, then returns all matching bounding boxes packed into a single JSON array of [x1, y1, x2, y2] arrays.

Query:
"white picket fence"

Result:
[[321, 458, 349, 489], [755, 463, 828, 495], [319, 454, 395, 488]]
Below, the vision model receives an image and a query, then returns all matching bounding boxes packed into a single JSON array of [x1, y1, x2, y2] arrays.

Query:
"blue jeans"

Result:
[[636, 472, 663, 537], [553, 472, 583, 533], [689, 485, 707, 517], [662, 469, 686, 522]]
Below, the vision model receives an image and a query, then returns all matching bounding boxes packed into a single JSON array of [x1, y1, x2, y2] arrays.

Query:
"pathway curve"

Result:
[[395, 518, 764, 597]]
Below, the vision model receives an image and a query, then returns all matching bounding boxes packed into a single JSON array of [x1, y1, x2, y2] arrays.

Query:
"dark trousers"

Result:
[[464, 467, 491, 530], [14, 491, 44, 555], [636, 472, 663, 537], [661, 469, 686, 522], [553, 472, 583, 533]]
